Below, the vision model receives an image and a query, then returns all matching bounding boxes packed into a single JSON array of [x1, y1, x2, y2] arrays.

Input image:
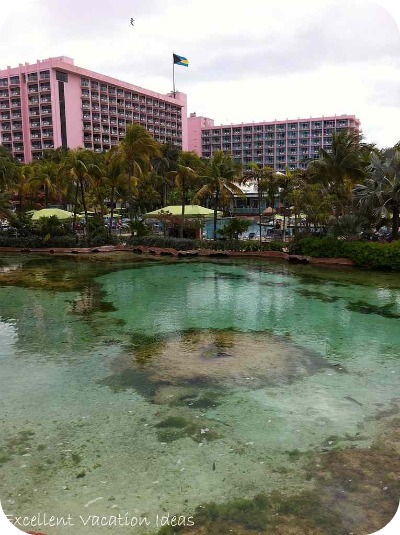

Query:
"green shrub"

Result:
[[0, 234, 120, 248], [344, 241, 400, 270], [288, 237, 346, 257], [127, 236, 199, 250], [288, 236, 400, 270]]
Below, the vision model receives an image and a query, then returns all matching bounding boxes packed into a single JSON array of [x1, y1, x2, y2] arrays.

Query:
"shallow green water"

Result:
[[0, 255, 399, 534]]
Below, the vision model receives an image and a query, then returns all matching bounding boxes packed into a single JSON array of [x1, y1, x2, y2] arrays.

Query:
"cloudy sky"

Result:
[[1, 0, 399, 147]]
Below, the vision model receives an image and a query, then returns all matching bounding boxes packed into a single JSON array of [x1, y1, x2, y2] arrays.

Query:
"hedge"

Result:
[[0, 234, 120, 248], [288, 237, 400, 270], [127, 236, 286, 252]]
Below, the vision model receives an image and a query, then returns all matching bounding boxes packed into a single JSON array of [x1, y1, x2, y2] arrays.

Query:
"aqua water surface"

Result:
[[0, 255, 399, 534]]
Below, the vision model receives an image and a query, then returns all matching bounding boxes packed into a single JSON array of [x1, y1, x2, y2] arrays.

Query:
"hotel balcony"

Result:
[[41, 108, 52, 115], [40, 85, 51, 92], [42, 131, 53, 138], [42, 120, 52, 126], [43, 143, 54, 149], [2, 135, 11, 142]]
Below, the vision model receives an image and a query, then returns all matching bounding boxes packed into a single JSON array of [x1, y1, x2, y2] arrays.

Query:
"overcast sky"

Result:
[[1, 0, 399, 148]]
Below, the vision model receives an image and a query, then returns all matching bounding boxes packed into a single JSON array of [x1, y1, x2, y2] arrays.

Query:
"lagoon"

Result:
[[0, 254, 399, 534]]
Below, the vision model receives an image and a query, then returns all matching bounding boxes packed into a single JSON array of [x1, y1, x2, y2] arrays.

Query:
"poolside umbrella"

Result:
[[144, 205, 223, 218], [262, 207, 275, 215], [31, 208, 74, 221]]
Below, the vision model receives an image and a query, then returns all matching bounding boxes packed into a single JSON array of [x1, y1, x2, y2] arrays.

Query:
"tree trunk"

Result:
[[258, 185, 262, 248], [128, 162, 133, 223], [80, 178, 88, 233], [109, 185, 115, 237], [72, 181, 79, 232], [283, 204, 287, 241], [393, 204, 399, 240], [213, 187, 220, 240], [180, 176, 185, 239]]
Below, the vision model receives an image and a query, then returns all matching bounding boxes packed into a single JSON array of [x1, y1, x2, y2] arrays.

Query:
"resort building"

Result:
[[0, 56, 187, 163], [187, 113, 361, 172]]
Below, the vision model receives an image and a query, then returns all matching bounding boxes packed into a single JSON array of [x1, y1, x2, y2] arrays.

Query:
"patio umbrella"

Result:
[[262, 207, 275, 215], [31, 208, 74, 221], [144, 205, 223, 218]]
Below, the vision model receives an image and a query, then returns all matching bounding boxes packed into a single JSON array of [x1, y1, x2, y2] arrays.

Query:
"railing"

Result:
[[234, 207, 263, 215]]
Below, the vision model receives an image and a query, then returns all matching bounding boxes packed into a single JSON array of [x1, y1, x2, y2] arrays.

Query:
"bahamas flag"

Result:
[[173, 53, 189, 67]]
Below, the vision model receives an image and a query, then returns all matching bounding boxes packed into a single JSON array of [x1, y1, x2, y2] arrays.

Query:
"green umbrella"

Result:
[[144, 205, 223, 218], [31, 208, 74, 221]]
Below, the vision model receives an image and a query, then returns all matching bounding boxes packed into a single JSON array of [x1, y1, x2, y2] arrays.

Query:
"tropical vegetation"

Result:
[[0, 126, 399, 264]]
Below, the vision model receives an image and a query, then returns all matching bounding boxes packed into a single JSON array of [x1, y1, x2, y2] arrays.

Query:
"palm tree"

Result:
[[307, 130, 370, 216], [29, 160, 62, 207], [152, 142, 180, 205], [354, 146, 400, 240], [60, 149, 101, 231], [0, 145, 19, 192], [278, 167, 301, 241], [0, 190, 14, 221], [118, 124, 161, 222], [240, 163, 276, 246], [167, 164, 198, 238], [193, 150, 243, 240], [15, 165, 33, 212], [102, 148, 127, 235]]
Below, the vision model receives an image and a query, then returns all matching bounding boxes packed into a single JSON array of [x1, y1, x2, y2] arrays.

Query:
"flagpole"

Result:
[[172, 53, 176, 98]]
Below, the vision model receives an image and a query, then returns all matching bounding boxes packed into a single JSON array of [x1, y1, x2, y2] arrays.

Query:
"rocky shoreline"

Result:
[[0, 244, 354, 266]]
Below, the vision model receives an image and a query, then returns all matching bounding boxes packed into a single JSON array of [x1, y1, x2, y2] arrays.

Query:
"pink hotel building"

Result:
[[0, 56, 360, 172], [0, 56, 187, 163], [187, 113, 361, 172]]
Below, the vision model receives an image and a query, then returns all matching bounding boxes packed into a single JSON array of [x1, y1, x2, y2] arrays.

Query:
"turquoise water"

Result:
[[0, 255, 399, 534]]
